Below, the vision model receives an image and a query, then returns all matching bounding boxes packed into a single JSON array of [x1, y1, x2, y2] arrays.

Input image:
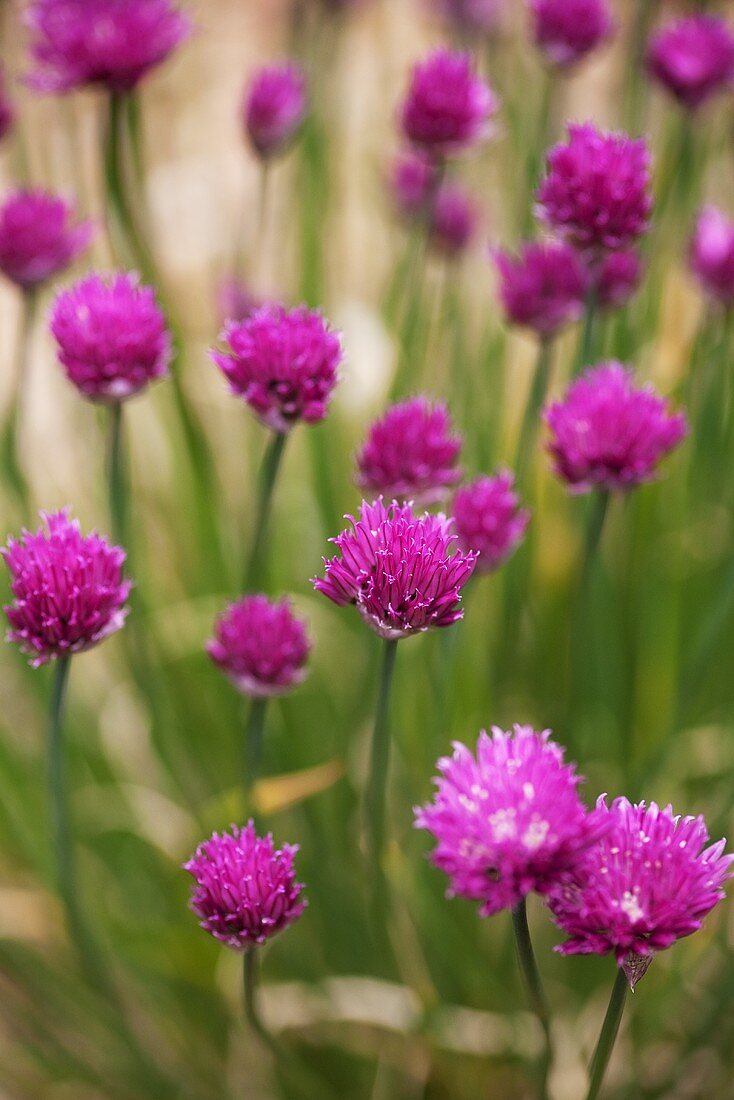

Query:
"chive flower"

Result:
[[529, 0, 614, 68], [646, 15, 734, 112], [0, 189, 92, 290], [400, 48, 498, 158], [493, 240, 589, 338], [243, 62, 307, 160], [207, 595, 310, 699], [595, 248, 644, 311], [452, 472, 530, 574], [689, 206, 734, 309]]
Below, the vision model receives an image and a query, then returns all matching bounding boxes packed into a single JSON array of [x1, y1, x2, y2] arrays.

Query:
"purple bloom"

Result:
[[529, 0, 614, 67], [400, 48, 499, 158], [207, 595, 310, 699], [216, 277, 264, 325], [452, 472, 530, 574], [356, 397, 463, 506], [536, 123, 653, 256], [646, 15, 734, 112], [0, 189, 92, 291], [689, 206, 734, 309], [429, 182, 479, 256], [50, 272, 171, 403], [415, 726, 607, 917], [0, 65, 14, 141], [545, 362, 688, 493], [25, 0, 191, 94], [493, 240, 589, 338], [390, 149, 439, 220], [595, 248, 644, 311], [184, 822, 306, 950], [313, 498, 476, 640], [549, 797, 734, 988], [429, 0, 503, 34], [211, 304, 342, 434], [243, 62, 307, 160], [3, 510, 131, 667]]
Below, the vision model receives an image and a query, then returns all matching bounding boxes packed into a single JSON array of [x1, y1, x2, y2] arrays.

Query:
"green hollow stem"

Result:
[[511, 899, 552, 1100], [245, 430, 288, 589], [365, 638, 399, 938], [104, 90, 154, 281], [586, 967, 628, 1100], [515, 339, 552, 486], [244, 697, 268, 813], [107, 402, 126, 548], [1, 288, 38, 505], [576, 287, 597, 375], [581, 490, 611, 587]]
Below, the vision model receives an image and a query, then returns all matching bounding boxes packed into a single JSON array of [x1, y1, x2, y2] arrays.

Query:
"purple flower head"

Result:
[[415, 726, 607, 916], [493, 240, 589, 338], [184, 822, 306, 950], [549, 797, 734, 988], [689, 206, 734, 309], [3, 510, 131, 667], [211, 304, 342, 434], [646, 16, 734, 112], [429, 0, 503, 35], [452, 471, 530, 574], [429, 181, 479, 256], [50, 272, 171, 403], [0, 189, 92, 291], [25, 0, 191, 94], [595, 248, 644, 311], [536, 124, 653, 257], [400, 48, 499, 158], [0, 65, 14, 141], [207, 595, 310, 699], [216, 277, 264, 325], [390, 150, 439, 220], [545, 362, 688, 493], [356, 397, 463, 506], [313, 498, 476, 640], [243, 62, 307, 160], [529, 0, 614, 68]]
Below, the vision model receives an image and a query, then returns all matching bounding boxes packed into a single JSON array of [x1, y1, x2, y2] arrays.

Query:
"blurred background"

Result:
[[1, 0, 734, 1096]]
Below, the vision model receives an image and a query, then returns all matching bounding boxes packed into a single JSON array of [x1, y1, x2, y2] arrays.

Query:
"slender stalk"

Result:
[[253, 160, 271, 285], [581, 490, 611, 586], [1, 288, 38, 504], [511, 899, 552, 1100], [243, 948, 278, 1054], [244, 697, 268, 812], [104, 90, 154, 281], [245, 430, 288, 589], [365, 638, 399, 935], [515, 338, 552, 486], [586, 967, 628, 1100], [576, 287, 597, 375], [107, 401, 126, 548]]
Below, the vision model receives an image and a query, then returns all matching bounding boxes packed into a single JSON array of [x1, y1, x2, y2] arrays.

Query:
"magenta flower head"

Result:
[[452, 471, 530, 574], [25, 0, 191, 94], [429, 0, 503, 35], [207, 595, 310, 699], [0, 189, 92, 291], [243, 62, 307, 160], [356, 397, 463, 506], [0, 65, 14, 141], [400, 48, 499, 158], [184, 822, 306, 950], [529, 0, 614, 68], [545, 362, 688, 493], [429, 182, 479, 256], [595, 248, 644, 311], [415, 726, 607, 917], [3, 510, 131, 668], [390, 149, 438, 220], [493, 240, 589, 338], [689, 206, 734, 309], [646, 16, 734, 112], [50, 272, 171, 403], [211, 304, 342, 434], [536, 124, 653, 257], [549, 797, 733, 988], [314, 498, 476, 640]]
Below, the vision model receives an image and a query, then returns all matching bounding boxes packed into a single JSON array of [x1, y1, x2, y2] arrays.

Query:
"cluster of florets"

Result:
[[529, 0, 614, 68], [401, 48, 498, 158], [646, 15, 734, 112], [207, 595, 310, 699], [0, 188, 92, 290]]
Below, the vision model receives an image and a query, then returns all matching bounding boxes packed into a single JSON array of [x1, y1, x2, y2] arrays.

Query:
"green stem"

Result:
[[365, 638, 399, 933], [576, 287, 597, 375], [244, 697, 268, 812], [586, 967, 628, 1100], [511, 899, 552, 1100], [104, 90, 154, 281], [246, 430, 288, 589], [48, 656, 74, 919], [582, 490, 611, 586], [515, 339, 552, 485], [107, 402, 126, 548], [1, 288, 38, 505]]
